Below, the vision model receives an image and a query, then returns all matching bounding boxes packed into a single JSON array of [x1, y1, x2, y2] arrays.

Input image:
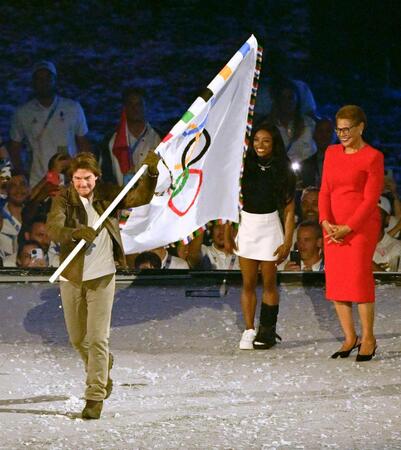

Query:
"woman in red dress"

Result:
[[319, 105, 384, 362]]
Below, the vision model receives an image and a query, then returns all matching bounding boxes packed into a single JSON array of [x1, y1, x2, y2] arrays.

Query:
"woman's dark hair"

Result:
[[243, 122, 296, 208], [268, 77, 305, 142]]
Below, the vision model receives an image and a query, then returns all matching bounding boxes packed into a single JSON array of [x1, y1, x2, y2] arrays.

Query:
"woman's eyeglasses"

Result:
[[335, 125, 356, 135]]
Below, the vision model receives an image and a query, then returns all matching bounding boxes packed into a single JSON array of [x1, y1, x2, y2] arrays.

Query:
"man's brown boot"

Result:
[[82, 400, 103, 419]]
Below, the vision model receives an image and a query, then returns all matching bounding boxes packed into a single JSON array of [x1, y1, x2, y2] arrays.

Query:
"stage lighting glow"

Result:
[[291, 161, 301, 172]]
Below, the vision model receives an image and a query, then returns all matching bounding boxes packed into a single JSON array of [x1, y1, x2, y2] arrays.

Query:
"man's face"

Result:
[[7, 175, 30, 206], [125, 94, 145, 123], [17, 244, 47, 268], [72, 169, 97, 198], [32, 68, 56, 99], [297, 227, 322, 261], [301, 191, 319, 222], [212, 224, 225, 249], [25, 222, 50, 251]]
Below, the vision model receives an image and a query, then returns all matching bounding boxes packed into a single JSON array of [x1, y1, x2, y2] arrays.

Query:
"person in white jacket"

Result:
[[105, 87, 161, 186]]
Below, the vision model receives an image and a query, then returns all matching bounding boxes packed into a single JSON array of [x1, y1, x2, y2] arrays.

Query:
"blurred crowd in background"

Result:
[[0, 58, 400, 273]]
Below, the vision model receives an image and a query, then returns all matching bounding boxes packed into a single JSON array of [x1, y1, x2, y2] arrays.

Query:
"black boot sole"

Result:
[[253, 341, 277, 350]]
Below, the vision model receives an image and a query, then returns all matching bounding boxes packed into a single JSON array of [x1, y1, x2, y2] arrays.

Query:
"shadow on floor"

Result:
[[23, 285, 243, 344], [0, 394, 80, 419]]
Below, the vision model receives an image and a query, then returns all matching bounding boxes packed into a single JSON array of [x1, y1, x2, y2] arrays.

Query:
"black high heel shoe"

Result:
[[331, 337, 359, 359], [356, 342, 377, 362]]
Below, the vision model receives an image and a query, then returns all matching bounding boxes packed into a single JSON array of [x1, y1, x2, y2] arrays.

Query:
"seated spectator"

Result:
[[313, 118, 335, 186], [100, 86, 161, 185], [3, 214, 58, 267], [186, 223, 240, 270], [280, 221, 324, 271], [134, 251, 162, 270], [373, 196, 401, 272], [0, 172, 30, 258], [262, 78, 317, 188], [8, 60, 90, 186], [150, 246, 189, 269], [290, 186, 320, 250], [22, 151, 71, 224], [300, 186, 319, 223], [0, 157, 12, 209], [16, 239, 48, 268]]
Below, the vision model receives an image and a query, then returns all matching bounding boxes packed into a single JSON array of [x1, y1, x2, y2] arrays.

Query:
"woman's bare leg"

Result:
[[260, 261, 279, 305], [239, 257, 259, 329], [357, 302, 376, 355], [333, 301, 358, 350]]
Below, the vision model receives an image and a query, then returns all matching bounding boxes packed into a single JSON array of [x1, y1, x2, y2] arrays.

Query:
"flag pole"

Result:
[[49, 164, 148, 283]]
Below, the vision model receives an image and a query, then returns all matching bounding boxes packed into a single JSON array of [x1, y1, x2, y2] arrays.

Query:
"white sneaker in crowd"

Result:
[[239, 329, 256, 350]]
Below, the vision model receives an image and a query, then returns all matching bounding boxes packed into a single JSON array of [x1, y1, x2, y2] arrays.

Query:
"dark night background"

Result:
[[1, 0, 400, 180]]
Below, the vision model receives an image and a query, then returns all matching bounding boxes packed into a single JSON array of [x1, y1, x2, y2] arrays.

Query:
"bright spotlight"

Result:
[[291, 161, 301, 172]]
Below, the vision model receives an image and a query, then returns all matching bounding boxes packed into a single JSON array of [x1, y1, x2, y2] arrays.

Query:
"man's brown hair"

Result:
[[68, 152, 102, 178]]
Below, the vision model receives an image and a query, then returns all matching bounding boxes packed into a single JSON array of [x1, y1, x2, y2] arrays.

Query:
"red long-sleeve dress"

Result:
[[319, 144, 384, 302]]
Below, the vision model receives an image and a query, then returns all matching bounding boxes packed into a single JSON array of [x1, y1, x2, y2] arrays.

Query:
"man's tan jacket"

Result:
[[47, 175, 156, 283]]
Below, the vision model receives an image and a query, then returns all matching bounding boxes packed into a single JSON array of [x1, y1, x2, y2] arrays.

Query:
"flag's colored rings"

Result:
[[168, 169, 203, 217], [183, 115, 208, 137], [181, 129, 211, 170], [171, 168, 189, 198]]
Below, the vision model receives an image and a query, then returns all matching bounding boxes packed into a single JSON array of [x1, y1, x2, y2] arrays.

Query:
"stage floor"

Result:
[[0, 281, 400, 449]]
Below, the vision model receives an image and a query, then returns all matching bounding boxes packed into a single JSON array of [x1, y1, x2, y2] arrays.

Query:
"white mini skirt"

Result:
[[235, 210, 284, 261]]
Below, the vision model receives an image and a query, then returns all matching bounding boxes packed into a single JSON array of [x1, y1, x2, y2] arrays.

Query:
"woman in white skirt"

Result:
[[225, 122, 296, 349]]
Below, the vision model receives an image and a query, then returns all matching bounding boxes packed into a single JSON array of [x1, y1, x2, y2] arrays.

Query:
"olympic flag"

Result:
[[121, 35, 261, 253]]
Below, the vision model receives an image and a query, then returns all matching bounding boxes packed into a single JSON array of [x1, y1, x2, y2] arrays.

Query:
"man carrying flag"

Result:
[[46, 151, 159, 419], [47, 35, 261, 418]]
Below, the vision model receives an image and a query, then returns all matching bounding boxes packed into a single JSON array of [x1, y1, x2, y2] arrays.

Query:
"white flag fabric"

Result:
[[121, 35, 260, 254]]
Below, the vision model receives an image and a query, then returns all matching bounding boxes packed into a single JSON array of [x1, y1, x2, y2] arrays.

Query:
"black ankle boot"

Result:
[[253, 303, 281, 350]]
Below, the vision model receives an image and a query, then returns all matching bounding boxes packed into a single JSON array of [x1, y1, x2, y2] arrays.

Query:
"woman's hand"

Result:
[[325, 224, 352, 243], [321, 220, 336, 235], [322, 220, 340, 244], [273, 242, 291, 265]]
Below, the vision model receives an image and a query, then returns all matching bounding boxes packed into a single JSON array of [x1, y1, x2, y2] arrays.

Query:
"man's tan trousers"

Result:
[[60, 273, 115, 401]]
